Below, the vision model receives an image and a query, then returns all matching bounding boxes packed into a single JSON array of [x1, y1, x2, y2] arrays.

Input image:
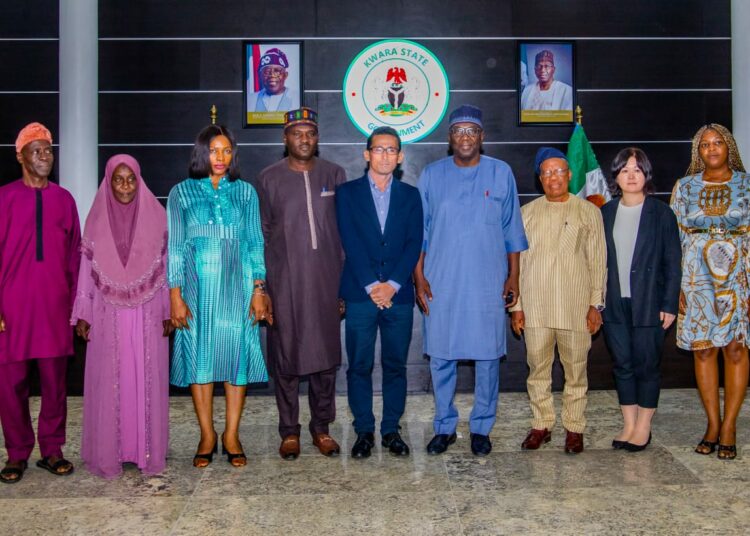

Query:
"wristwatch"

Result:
[[594, 304, 605, 313]]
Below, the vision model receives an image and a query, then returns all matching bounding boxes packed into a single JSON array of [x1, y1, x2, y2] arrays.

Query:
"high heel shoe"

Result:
[[694, 438, 718, 455], [717, 444, 737, 460], [624, 433, 651, 452], [193, 432, 218, 468], [221, 433, 247, 467]]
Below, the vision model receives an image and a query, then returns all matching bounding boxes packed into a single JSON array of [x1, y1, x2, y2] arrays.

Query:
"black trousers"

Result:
[[273, 366, 337, 439], [603, 298, 665, 408]]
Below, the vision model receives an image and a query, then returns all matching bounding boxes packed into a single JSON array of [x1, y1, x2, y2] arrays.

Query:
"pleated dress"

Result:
[[167, 177, 268, 386]]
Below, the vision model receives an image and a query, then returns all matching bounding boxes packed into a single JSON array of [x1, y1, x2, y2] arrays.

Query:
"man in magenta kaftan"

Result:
[[0, 123, 81, 483]]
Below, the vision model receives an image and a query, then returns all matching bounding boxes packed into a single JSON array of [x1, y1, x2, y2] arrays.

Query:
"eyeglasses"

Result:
[[369, 146, 400, 155], [261, 66, 286, 78], [450, 127, 482, 138], [540, 168, 569, 178]]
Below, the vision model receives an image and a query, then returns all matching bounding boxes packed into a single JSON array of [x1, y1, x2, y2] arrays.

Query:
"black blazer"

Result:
[[601, 196, 681, 327], [336, 175, 423, 304]]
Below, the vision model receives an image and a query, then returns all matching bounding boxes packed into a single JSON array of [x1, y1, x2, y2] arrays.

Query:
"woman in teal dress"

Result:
[[168, 124, 272, 467], [670, 123, 749, 460]]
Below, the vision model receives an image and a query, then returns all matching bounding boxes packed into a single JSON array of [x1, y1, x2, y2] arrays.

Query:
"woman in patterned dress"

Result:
[[670, 124, 749, 460], [167, 125, 272, 467]]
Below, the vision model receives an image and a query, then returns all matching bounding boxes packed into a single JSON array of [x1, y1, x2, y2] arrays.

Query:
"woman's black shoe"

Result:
[[717, 444, 737, 460], [221, 433, 247, 466], [694, 438, 718, 455], [612, 439, 628, 449], [193, 432, 218, 468], [624, 433, 652, 452]]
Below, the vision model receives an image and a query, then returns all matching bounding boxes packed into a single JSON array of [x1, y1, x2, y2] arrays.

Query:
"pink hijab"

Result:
[[81, 154, 167, 307]]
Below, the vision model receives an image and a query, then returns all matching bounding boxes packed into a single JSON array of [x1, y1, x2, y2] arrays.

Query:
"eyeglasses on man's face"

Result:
[[369, 146, 400, 155], [449, 127, 482, 138], [540, 168, 570, 178]]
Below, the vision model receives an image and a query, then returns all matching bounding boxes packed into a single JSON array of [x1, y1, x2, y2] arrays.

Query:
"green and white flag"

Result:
[[566, 124, 611, 207]]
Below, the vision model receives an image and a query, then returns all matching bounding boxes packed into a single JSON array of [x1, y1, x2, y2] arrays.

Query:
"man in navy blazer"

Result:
[[336, 126, 423, 458]]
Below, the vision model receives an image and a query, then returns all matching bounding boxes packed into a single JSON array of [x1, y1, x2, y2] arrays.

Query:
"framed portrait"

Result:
[[517, 41, 575, 125], [243, 41, 303, 127]]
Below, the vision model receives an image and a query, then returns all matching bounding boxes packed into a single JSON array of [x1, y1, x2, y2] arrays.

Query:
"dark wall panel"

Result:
[[0, 42, 59, 91], [0, 1, 58, 38], [99, 1, 318, 38], [98, 0, 729, 38]]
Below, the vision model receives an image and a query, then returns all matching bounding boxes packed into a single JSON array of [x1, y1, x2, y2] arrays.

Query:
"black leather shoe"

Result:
[[382, 432, 410, 456], [426, 433, 457, 455], [470, 433, 492, 456], [612, 439, 628, 450], [351, 432, 375, 459], [624, 433, 651, 452]]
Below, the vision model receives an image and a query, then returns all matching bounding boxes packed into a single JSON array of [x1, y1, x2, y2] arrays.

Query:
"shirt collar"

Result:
[[367, 172, 393, 194]]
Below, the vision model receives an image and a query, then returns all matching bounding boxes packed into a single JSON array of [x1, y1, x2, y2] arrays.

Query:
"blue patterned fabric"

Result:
[[671, 172, 750, 350], [167, 177, 268, 386]]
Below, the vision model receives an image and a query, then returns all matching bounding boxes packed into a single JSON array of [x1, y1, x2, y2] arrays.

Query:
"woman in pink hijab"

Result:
[[72, 154, 172, 478]]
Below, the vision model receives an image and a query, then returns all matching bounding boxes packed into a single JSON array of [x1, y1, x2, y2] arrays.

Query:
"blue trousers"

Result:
[[430, 357, 500, 436], [345, 300, 413, 435]]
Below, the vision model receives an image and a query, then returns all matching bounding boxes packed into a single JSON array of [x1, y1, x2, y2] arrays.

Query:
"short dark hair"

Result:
[[188, 124, 241, 181], [367, 126, 401, 151], [608, 147, 655, 196]]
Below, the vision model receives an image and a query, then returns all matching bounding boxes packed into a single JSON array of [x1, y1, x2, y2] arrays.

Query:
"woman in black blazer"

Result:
[[600, 148, 682, 452]]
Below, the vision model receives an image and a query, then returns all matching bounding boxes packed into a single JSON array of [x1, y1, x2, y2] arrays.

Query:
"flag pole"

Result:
[[575, 105, 583, 125]]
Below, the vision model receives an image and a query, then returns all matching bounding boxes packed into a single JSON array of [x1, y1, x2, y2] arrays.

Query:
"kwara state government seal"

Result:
[[343, 39, 450, 144]]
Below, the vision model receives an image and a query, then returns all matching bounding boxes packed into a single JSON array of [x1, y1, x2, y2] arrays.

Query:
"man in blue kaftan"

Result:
[[414, 105, 528, 456]]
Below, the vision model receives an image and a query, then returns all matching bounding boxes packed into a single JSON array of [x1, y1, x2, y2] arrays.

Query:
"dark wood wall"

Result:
[[1, 1, 732, 394]]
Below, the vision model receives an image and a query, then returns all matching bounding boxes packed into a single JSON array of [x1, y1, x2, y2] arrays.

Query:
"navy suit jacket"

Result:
[[336, 174, 423, 304], [601, 195, 682, 327]]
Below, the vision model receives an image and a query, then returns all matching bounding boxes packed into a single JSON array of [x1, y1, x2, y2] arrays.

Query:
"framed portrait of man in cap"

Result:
[[517, 41, 575, 125], [243, 41, 303, 127]]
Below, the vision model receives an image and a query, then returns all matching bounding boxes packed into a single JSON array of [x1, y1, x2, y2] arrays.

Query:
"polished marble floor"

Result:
[[2, 389, 750, 535]]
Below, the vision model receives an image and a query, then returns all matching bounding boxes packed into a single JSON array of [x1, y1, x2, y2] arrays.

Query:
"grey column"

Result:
[[59, 0, 98, 223], [733, 0, 750, 159]]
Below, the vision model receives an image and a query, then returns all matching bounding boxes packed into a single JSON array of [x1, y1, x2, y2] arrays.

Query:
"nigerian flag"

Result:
[[566, 124, 611, 207]]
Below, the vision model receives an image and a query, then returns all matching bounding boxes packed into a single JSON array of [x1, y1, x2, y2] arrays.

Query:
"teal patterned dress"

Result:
[[167, 177, 268, 386], [670, 172, 750, 351]]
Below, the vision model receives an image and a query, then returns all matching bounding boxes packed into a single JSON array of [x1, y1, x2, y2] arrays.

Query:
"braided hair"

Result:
[[686, 123, 746, 176]]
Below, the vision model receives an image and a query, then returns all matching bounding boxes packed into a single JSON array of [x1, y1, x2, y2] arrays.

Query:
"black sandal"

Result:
[[0, 460, 28, 484], [193, 433, 218, 468], [694, 439, 718, 455], [222, 434, 247, 467], [718, 444, 737, 460], [36, 456, 74, 476]]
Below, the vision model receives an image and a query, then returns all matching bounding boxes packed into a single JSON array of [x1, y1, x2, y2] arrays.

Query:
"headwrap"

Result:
[[15, 122, 52, 153], [258, 48, 289, 73], [284, 107, 318, 131], [535, 50, 555, 65], [448, 105, 483, 128], [534, 147, 568, 174], [81, 154, 167, 307]]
